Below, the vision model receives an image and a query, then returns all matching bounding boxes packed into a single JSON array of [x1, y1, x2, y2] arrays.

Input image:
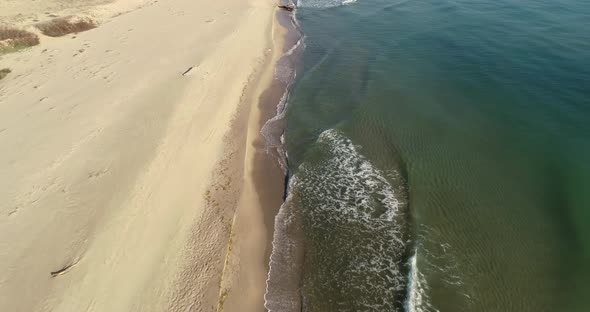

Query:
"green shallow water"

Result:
[[272, 0, 590, 310]]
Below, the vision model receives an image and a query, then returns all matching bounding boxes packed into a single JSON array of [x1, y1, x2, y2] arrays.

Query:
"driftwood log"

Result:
[[278, 5, 295, 12]]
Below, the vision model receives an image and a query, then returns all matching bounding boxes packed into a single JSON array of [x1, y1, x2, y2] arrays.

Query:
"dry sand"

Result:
[[0, 0, 149, 27], [0, 0, 285, 311]]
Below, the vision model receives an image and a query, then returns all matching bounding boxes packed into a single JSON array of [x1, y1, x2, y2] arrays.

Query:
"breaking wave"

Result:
[[266, 129, 410, 311], [264, 177, 304, 312], [297, 129, 409, 311], [405, 251, 438, 312], [299, 0, 359, 8]]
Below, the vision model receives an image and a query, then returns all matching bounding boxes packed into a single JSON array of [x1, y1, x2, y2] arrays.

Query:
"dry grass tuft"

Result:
[[0, 68, 11, 80], [0, 26, 40, 54], [36, 16, 97, 37]]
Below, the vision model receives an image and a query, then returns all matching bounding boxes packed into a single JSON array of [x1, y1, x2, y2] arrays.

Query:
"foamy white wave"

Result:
[[308, 129, 404, 227], [264, 177, 304, 312], [274, 13, 304, 83], [265, 129, 409, 311], [296, 129, 408, 309], [405, 226, 475, 312], [261, 6, 304, 172], [260, 89, 290, 172], [406, 251, 439, 312], [285, 37, 303, 57], [299, 0, 358, 8], [274, 38, 301, 84]]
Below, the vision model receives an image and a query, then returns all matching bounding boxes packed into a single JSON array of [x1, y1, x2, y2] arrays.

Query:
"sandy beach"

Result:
[[0, 0, 286, 311]]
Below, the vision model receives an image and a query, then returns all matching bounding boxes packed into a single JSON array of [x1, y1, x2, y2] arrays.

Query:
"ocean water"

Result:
[[266, 0, 590, 311]]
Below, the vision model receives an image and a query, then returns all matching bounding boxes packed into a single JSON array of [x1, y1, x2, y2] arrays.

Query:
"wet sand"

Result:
[[218, 11, 292, 311]]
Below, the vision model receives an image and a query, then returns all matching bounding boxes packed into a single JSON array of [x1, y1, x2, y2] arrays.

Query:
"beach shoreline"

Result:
[[214, 6, 304, 311], [0, 0, 289, 311]]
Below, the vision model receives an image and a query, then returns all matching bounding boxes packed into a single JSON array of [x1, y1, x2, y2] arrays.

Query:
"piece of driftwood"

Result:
[[182, 66, 194, 76], [278, 5, 295, 12], [50, 259, 80, 277]]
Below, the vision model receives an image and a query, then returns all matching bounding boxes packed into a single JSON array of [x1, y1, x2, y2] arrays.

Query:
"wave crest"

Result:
[[299, 0, 358, 8]]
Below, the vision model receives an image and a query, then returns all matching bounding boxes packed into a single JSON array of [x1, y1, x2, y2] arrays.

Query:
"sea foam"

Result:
[[266, 129, 409, 311], [299, 0, 359, 8]]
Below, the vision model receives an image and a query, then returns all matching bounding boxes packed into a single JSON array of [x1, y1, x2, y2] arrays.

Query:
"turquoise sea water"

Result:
[[266, 0, 590, 311]]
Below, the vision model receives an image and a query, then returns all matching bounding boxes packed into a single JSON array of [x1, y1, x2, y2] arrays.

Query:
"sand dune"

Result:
[[0, 0, 281, 311]]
